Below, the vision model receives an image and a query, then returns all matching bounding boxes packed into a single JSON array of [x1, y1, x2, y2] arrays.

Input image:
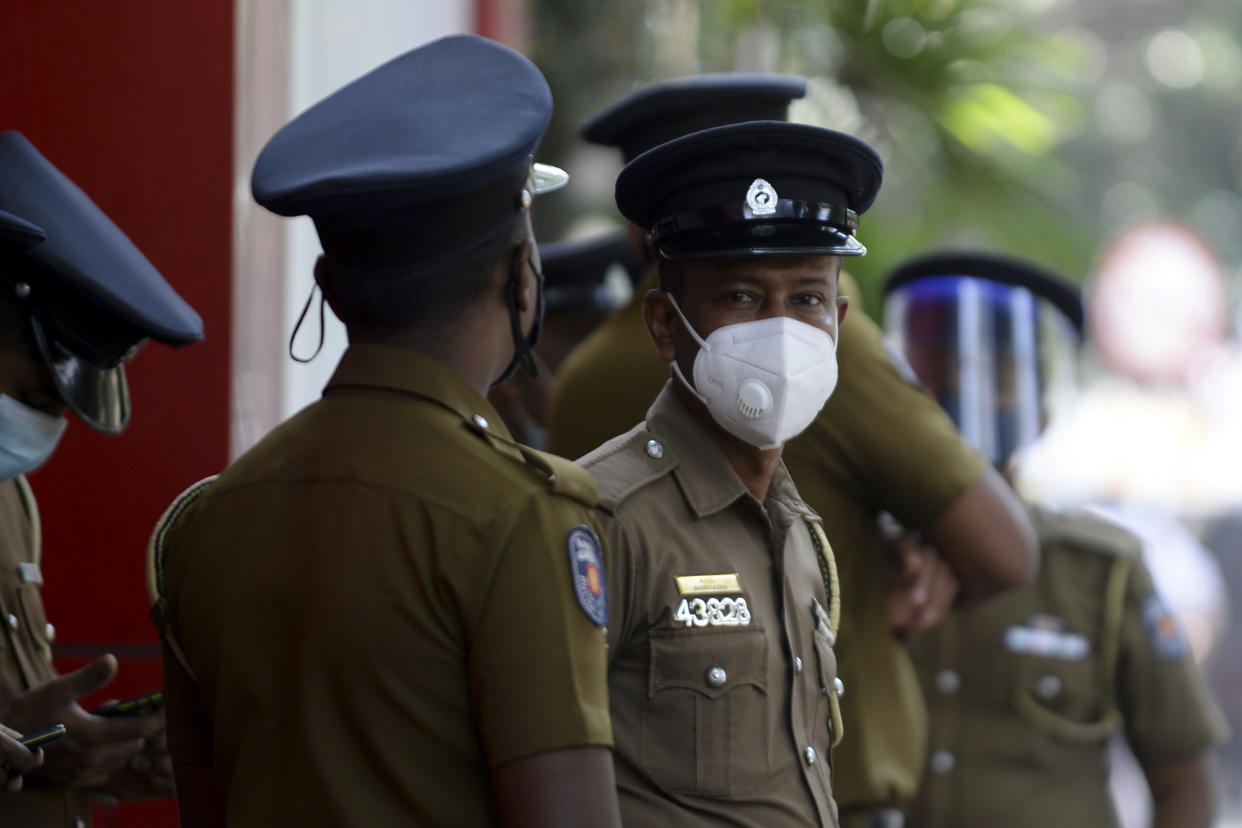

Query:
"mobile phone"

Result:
[[19, 723, 66, 749], [95, 689, 164, 718]]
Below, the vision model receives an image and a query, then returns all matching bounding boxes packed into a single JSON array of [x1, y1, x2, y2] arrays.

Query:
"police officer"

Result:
[[549, 76, 1039, 826], [148, 35, 621, 827], [885, 251, 1230, 828], [577, 118, 884, 826], [0, 132, 200, 826], [549, 72, 809, 452], [0, 209, 47, 797]]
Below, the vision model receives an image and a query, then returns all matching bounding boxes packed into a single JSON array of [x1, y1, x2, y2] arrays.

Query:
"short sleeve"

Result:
[[468, 494, 614, 767], [1116, 558, 1230, 764], [598, 512, 642, 658], [808, 276, 985, 530], [162, 640, 215, 768]]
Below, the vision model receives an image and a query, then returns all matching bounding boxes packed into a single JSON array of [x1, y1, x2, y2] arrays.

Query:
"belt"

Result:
[[838, 807, 906, 828]]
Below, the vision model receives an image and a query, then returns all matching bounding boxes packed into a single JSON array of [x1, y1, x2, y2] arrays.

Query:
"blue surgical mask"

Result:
[[0, 394, 67, 480]]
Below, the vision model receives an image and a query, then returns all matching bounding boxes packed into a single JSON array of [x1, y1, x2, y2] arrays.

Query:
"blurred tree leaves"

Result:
[[530, 0, 1241, 318]]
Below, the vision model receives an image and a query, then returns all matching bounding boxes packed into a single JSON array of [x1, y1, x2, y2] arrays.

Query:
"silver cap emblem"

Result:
[[746, 178, 778, 216]]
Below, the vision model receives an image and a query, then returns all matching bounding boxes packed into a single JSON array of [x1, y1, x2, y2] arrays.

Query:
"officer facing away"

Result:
[[885, 251, 1230, 828], [0, 131, 201, 825], [149, 35, 622, 827]]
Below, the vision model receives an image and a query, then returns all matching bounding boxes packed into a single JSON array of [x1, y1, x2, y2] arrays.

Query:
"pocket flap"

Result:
[[648, 627, 767, 700]]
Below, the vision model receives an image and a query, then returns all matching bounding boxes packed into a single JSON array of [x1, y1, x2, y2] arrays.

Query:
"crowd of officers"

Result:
[[0, 32, 1230, 828]]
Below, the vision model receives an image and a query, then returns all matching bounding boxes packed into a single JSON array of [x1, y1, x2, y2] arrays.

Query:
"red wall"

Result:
[[0, 4, 234, 825]]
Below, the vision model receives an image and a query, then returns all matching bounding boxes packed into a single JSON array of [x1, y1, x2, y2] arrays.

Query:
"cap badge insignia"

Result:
[[746, 178, 778, 216]]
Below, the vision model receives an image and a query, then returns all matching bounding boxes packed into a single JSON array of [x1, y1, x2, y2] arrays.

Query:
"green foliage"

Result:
[[531, 0, 1242, 320]]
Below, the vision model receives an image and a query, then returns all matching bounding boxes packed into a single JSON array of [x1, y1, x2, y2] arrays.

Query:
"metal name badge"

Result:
[[1003, 624, 1089, 660], [746, 178, 778, 216]]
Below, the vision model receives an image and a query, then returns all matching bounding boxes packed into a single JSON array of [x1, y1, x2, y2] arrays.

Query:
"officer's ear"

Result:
[[643, 289, 678, 363], [508, 235, 538, 314]]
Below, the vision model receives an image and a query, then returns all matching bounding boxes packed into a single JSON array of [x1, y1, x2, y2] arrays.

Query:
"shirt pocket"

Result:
[[1009, 651, 1115, 745], [642, 626, 768, 796]]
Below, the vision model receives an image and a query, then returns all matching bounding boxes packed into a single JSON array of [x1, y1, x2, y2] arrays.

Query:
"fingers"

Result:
[[0, 730, 38, 789], [24, 655, 119, 714]]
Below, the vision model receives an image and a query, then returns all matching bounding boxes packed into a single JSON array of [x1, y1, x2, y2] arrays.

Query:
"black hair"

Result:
[[319, 219, 524, 333]]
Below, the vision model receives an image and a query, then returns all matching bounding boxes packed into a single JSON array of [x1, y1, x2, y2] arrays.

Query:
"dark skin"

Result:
[[0, 724, 41, 792], [173, 210, 623, 828], [1146, 754, 1219, 828], [644, 254, 848, 503]]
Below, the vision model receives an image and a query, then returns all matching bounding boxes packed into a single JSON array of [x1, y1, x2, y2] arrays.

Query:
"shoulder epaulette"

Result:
[[577, 425, 675, 513], [461, 415, 600, 507], [1029, 504, 1143, 559], [147, 475, 218, 680], [517, 445, 598, 508]]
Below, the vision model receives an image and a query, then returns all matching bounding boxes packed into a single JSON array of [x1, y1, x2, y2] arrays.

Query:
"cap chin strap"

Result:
[[491, 254, 544, 390], [289, 282, 327, 364]]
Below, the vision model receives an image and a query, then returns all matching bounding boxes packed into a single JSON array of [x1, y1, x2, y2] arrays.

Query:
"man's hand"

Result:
[[0, 654, 172, 798], [884, 526, 960, 635], [0, 724, 41, 792]]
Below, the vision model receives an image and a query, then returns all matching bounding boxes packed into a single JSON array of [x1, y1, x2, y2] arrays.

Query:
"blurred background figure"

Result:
[[488, 229, 641, 447], [885, 250, 1230, 828]]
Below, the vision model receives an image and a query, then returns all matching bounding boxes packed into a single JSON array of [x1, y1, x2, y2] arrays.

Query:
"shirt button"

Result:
[[7, 614, 17, 631], [930, 749, 955, 774], [833, 677, 845, 697], [705, 667, 727, 688], [472, 414, 489, 429], [804, 745, 817, 765], [935, 669, 960, 694], [793, 656, 803, 674], [1035, 674, 1062, 700], [44, 623, 55, 642], [645, 439, 664, 459]]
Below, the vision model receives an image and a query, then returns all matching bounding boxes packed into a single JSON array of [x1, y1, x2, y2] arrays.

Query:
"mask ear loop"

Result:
[[289, 282, 326, 364], [662, 293, 713, 404], [491, 252, 544, 389]]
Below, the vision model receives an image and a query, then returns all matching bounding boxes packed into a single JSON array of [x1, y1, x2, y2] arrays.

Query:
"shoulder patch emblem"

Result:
[[567, 525, 608, 626], [1142, 594, 1189, 660]]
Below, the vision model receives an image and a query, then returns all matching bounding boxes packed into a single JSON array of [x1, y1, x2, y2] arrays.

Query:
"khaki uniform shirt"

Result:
[[0, 477, 91, 828], [550, 271, 983, 810], [581, 385, 842, 827], [907, 506, 1231, 828], [160, 344, 613, 827]]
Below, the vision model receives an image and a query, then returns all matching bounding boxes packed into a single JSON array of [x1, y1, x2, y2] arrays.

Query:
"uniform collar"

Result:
[[646, 383, 749, 518], [324, 343, 516, 441], [646, 381, 817, 521]]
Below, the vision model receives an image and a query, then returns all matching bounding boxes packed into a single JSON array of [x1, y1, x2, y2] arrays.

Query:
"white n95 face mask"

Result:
[[0, 394, 68, 481], [667, 296, 839, 450]]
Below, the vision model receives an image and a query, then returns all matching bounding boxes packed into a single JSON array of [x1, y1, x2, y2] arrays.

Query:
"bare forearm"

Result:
[[923, 465, 1038, 603], [1147, 755, 1218, 828]]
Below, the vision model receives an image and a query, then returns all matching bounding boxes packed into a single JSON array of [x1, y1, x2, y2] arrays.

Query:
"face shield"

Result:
[[884, 274, 1081, 468]]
